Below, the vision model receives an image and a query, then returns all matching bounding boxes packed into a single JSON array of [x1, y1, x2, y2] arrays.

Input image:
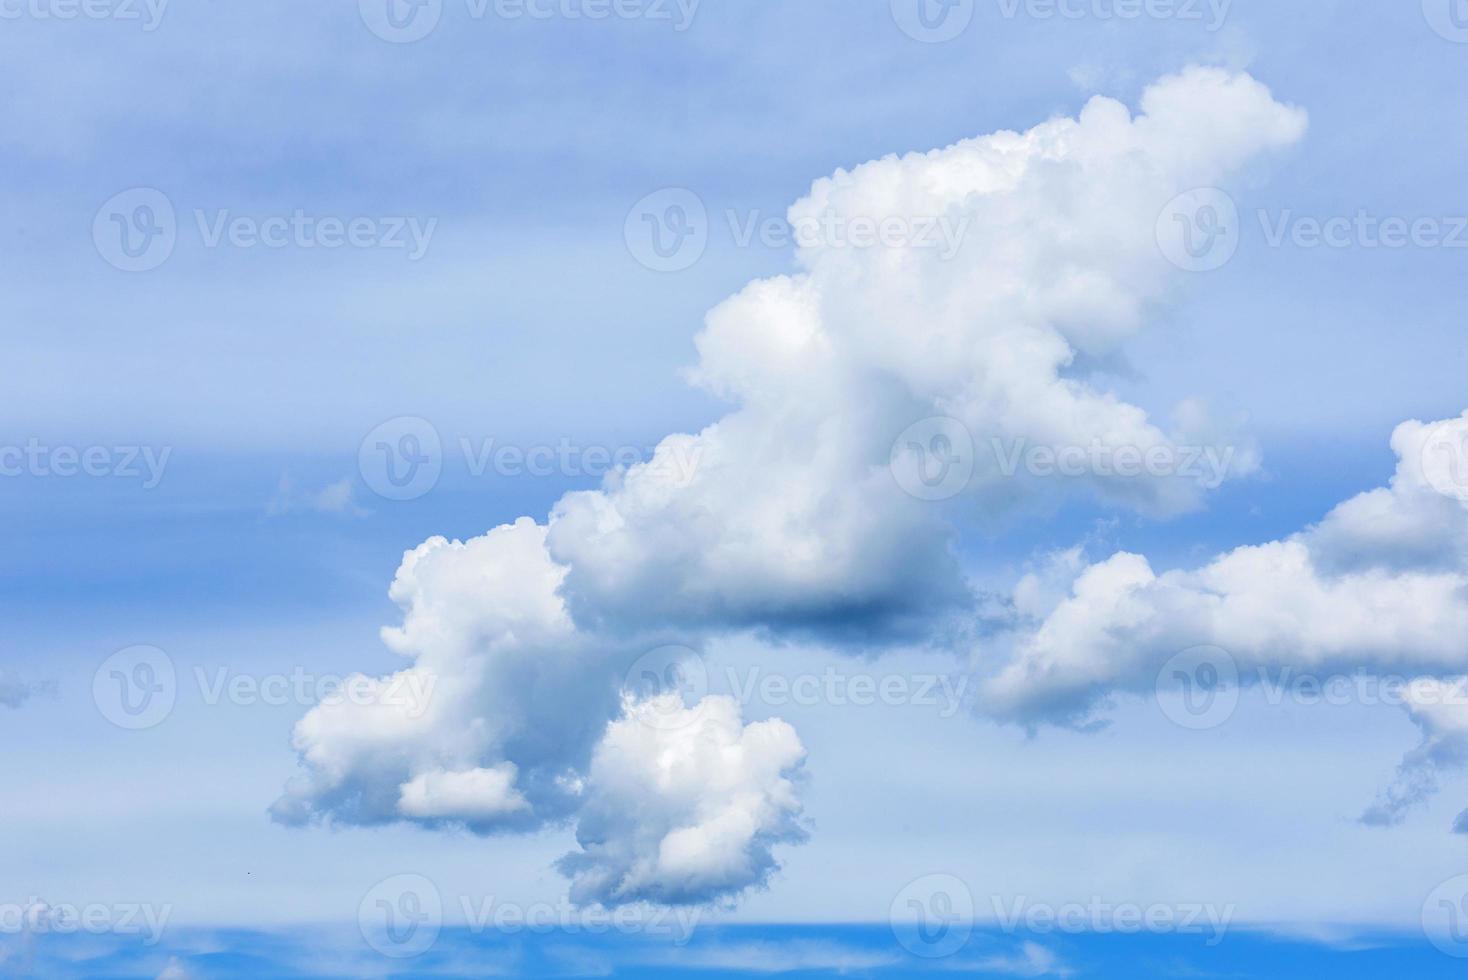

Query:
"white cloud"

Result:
[[983, 413, 1468, 826], [397, 765, 530, 822], [265, 474, 369, 518], [0, 673, 53, 710], [1361, 677, 1468, 830], [155, 958, 193, 980], [276, 67, 1308, 906], [985, 414, 1468, 727], [559, 694, 807, 907], [973, 941, 1074, 978]]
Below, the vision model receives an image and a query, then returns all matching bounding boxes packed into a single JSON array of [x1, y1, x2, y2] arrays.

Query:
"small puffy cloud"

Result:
[[559, 694, 807, 908]]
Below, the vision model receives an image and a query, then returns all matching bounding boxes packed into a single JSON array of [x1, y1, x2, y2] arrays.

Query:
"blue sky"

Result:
[[5, 2, 1468, 978]]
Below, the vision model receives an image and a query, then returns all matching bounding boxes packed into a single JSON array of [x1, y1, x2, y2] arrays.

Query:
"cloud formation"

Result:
[[277, 67, 1308, 906], [558, 694, 807, 907], [1360, 676, 1468, 830], [984, 414, 1468, 825], [985, 415, 1468, 725], [0, 672, 53, 710]]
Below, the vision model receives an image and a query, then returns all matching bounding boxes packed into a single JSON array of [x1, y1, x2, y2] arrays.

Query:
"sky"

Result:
[[4, 1, 1468, 978]]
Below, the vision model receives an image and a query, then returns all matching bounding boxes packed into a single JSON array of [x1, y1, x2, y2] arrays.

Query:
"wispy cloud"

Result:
[[264, 474, 369, 519]]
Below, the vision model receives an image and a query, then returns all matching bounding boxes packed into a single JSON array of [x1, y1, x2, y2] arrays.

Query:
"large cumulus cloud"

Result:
[[275, 67, 1308, 906]]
